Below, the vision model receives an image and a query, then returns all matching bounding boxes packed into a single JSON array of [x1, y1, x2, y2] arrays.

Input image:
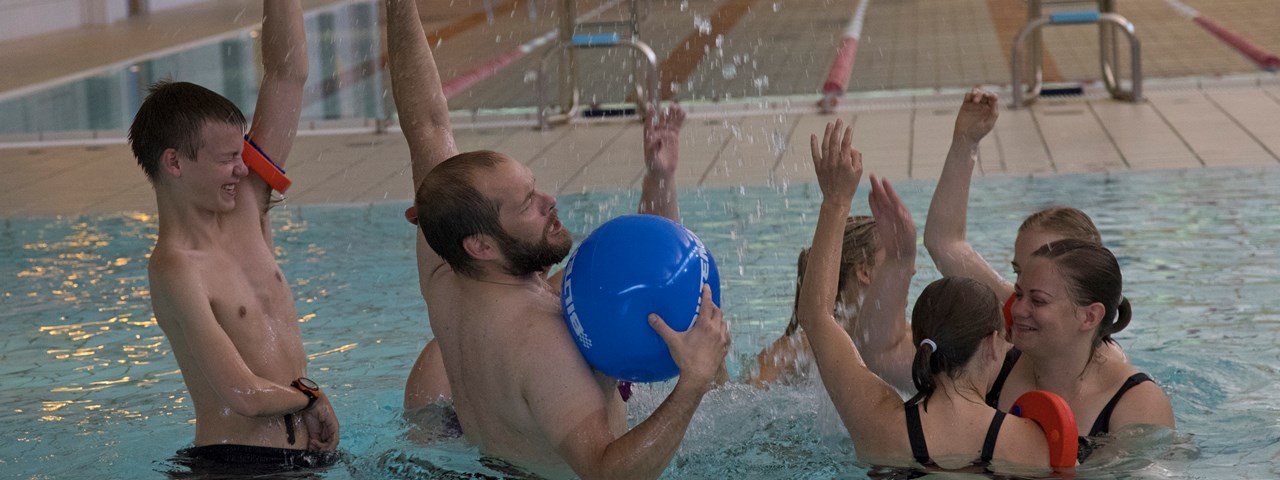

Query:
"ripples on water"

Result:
[[2, 167, 1278, 478]]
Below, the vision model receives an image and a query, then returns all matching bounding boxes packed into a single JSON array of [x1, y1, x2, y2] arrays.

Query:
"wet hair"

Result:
[[906, 277, 1002, 411], [415, 150, 509, 278], [1019, 207, 1102, 244], [128, 80, 247, 184], [1032, 238, 1131, 354], [783, 216, 880, 337]]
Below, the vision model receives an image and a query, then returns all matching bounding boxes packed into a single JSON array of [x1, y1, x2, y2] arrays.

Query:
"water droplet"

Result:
[[694, 15, 711, 34], [752, 75, 770, 95], [721, 64, 737, 79]]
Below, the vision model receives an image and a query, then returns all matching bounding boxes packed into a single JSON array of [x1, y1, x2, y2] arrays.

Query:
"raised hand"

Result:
[[809, 119, 863, 206], [644, 105, 687, 178], [953, 88, 999, 146], [648, 285, 729, 391], [868, 175, 916, 263]]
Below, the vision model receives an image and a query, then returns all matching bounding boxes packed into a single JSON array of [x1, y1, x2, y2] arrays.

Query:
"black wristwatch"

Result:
[[290, 377, 320, 411]]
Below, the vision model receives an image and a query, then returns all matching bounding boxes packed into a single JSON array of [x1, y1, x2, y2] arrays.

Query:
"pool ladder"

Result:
[[1011, 0, 1142, 107], [536, 0, 660, 129]]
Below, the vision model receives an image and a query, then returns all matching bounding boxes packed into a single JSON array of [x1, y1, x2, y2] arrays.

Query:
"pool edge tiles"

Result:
[[4, 84, 1280, 217]]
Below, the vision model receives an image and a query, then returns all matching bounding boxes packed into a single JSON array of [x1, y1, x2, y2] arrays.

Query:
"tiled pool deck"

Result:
[[1, 0, 1278, 217]]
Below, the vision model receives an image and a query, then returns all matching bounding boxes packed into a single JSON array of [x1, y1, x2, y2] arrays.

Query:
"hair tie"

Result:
[[920, 338, 938, 351]]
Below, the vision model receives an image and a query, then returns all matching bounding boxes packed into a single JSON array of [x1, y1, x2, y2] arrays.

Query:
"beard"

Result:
[[492, 219, 572, 277]]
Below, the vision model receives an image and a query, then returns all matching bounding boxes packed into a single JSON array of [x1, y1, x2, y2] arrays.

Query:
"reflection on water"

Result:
[[1, 167, 1279, 478], [0, 1, 386, 137]]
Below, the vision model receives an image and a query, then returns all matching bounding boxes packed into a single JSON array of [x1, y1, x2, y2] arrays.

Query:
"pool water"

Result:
[[3, 166, 1279, 478]]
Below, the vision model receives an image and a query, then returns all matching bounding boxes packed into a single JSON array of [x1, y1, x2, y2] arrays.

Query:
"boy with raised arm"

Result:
[[130, 1, 339, 473], [387, 1, 728, 478]]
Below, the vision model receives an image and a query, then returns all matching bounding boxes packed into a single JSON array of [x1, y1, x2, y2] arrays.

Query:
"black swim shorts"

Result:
[[167, 444, 338, 477]]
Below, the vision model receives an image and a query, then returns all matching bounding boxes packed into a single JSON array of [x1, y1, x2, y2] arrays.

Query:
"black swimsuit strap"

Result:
[[1087, 372, 1153, 437], [985, 348, 1021, 408], [903, 401, 932, 466], [978, 411, 1007, 465]]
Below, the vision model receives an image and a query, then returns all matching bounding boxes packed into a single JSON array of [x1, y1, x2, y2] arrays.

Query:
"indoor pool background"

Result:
[[2, 166, 1279, 479], [0, 1, 385, 138]]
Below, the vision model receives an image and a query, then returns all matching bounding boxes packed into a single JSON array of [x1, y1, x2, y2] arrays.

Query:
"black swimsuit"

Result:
[[168, 444, 338, 477], [903, 400, 1007, 468], [985, 348, 1154, 462]]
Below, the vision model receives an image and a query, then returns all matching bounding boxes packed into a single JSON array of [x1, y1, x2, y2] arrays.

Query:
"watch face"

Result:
[[297, 377, 319, 390]]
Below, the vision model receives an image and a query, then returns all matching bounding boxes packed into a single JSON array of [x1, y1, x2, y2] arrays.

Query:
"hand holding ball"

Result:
[[561, 215, 722, 383]]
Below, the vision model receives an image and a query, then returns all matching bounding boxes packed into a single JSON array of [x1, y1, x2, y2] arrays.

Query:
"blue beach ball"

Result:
[[561, 215, 721, 383]]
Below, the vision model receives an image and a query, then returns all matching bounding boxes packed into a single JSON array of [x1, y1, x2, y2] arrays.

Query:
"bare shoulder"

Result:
[[995, 414, 1053, 466], [519, 304, 577, 355], [145, 244, 215, 333], [756, 333, 803, 367], [1086, 355, 1174, 429], [147, 244, 202, 293], [1110, 376, 1175, 428], [848, 399, 909, 461], [512, 300, 596, 391], [748, 336, 800, 388]]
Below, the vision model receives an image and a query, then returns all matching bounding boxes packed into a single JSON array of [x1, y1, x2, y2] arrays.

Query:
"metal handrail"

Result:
[[1011, 4, 1142, 107], [537, 37, 659, 129], [536, 0, 657, 129]]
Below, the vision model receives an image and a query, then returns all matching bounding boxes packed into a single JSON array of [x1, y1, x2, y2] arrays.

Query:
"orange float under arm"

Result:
[[242, 136, 292, 193], [1012, 390, 1079, 470]]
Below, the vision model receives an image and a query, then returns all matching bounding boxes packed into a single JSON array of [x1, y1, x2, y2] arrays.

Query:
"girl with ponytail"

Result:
[[905, 277, 1004, 412], [798, 121, 1060, 471]]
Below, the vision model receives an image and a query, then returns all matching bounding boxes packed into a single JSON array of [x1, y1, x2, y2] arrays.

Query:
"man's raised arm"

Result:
[[386, 0, 460, 288], [245, 0, 308, 216], [387, 0, 459, 187]]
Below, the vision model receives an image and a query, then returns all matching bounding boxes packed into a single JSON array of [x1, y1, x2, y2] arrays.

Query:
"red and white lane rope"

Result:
[[1161, 0, 1279, 71], [819, 0, 871, 112]]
